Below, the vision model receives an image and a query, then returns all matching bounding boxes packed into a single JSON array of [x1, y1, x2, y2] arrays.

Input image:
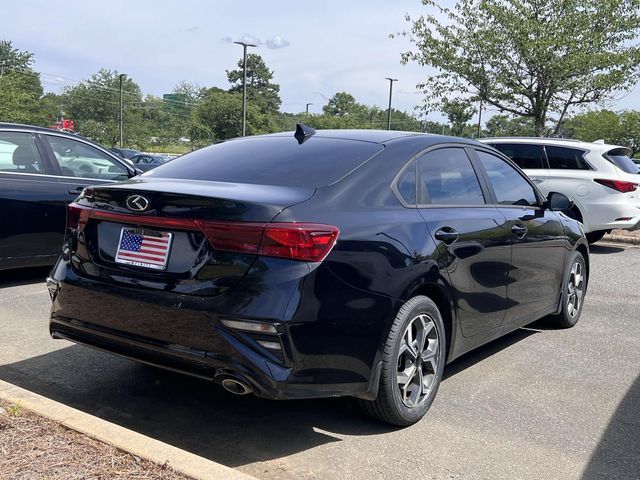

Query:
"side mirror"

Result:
[[545, 192, 574, 212]]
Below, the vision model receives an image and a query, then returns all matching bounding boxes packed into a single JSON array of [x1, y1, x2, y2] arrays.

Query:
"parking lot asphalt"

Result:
[[1, 245, 639, 480]]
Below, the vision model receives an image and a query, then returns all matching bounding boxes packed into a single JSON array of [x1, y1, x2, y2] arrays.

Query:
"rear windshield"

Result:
[[145, 136, 384, 187], [606, 149, 640, 174]]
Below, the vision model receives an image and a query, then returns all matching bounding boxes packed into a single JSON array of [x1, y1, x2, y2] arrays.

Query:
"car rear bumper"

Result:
[[48, 259, 394, 400], [581, 202, 640, 232]]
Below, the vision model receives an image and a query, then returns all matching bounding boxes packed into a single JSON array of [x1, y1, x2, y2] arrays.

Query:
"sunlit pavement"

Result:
[[1, 246, 638, 480]]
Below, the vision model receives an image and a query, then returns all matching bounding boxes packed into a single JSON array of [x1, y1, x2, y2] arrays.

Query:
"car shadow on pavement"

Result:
[[444, 327, 537, 380], [581, 372, 640, 479], [0, 345, 388, 467], [589, 244, 626, 255], [0, 324, 544, 468], [0, 266, 50, 288]]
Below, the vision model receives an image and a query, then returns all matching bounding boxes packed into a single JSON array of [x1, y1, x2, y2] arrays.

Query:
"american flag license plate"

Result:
[[114, 227, 172, 270]]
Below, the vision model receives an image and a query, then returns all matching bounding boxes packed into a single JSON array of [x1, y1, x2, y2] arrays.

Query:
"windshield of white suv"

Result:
[[606, 149, 640, 174]]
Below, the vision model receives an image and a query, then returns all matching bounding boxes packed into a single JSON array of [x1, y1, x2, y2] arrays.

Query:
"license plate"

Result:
[[114, 227, 172, 270]]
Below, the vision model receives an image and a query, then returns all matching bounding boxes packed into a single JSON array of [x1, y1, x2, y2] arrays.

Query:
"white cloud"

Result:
[[265, 36, 290, 49]]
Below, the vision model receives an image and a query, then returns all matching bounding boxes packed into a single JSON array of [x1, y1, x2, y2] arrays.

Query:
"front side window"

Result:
[[0, 132, 46, 174], [45, 136, 129, 180], [546, 146, 591, 170], [491, 143, 546, 169], [419, 148, 485, 205], [476, 151, 538, 206]]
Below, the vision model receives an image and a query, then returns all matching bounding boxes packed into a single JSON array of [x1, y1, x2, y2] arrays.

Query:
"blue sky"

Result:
[[4, 0, 639, 123]]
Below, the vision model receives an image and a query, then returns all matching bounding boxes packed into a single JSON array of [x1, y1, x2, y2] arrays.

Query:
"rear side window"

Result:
[[418, 148, 485, 205], [491, 143, 546, 169], [395, 160, 416, 205], [605, 149, 640, 174], [146, 137, 384, 187], [476, 151, 538, 206], [546, 146, 591, 170], [0, 132, 46, 174]]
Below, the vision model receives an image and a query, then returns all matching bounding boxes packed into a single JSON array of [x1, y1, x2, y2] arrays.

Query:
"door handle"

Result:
[[68, 186, 84, 195], [531, 178, 544, 184], [511, 224, 527, 238], [434, 228, 459, 245]]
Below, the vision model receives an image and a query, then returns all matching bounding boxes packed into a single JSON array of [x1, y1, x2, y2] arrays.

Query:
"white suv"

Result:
[[479, 137, 640, 243]]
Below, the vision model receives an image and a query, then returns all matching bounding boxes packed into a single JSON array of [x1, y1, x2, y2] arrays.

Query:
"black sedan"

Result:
[[48, 126, 589, 426], [0, 123, 140, 270]]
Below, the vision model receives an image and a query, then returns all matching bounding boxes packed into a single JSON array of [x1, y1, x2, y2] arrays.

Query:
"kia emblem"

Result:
[[125, 194, 150, 212]]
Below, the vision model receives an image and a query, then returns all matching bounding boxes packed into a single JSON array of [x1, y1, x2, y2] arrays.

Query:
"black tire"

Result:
[[359, 296, 446, 427], [551, 251, 587, 328]]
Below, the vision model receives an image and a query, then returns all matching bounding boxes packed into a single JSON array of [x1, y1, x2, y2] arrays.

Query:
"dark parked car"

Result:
[[48, 126, 589, 426], [130, 153, 171, 172], [0, 123, 140, 270], [110, 147, 142, 159]]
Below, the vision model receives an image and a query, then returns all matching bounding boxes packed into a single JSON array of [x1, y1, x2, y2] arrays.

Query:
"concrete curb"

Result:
[[0, 379, 257, 480]]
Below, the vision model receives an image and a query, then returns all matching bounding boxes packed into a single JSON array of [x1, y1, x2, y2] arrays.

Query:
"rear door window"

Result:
[[490, 143, 546, 169], [45, 135, 130, 180], [0, 132, 47, 174], [476, 151, 538, 206], [418, 148, 485, 205], [546, 146, 591, 170]]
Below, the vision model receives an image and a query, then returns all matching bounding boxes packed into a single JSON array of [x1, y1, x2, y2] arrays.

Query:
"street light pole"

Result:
[[234, 41, 257, 137], [305, 103, 313, 115], [118, 73, 125, 148], [385, 78, 398, 130], [476, 100, 483, 138]]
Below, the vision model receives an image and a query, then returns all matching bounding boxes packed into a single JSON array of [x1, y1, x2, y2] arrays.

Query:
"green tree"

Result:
[[484, 114, 536, 137], [399, 0, 640, 136], [441, 99, 475, 136], [566, 109, 640, 156], [322, 92, 364, 117], [0, 40, 44, 124], [64, 69, 145, 146], [191, 88, 276, 143], [227, 53, 281, 114], [620, 111, 640, 157]]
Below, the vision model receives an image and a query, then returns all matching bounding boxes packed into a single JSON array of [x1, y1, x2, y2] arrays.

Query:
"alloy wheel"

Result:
[[567, 260, 584, 318], [396, 314, 440, 408]]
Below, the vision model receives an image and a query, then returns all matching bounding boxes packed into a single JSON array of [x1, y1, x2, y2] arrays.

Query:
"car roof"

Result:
[[256, 128, 481, 147], [479, 136, 627, 152], [0, 122, 88, 139]]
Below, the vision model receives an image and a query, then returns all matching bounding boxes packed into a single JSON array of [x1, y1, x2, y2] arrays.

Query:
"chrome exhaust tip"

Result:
[[221, 377, 253, 395]]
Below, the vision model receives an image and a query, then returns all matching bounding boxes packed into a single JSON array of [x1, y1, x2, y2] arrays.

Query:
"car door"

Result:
[[473, 148, 567, 324], [40, 134, 133, 202], [417, 146, 512, 337], [0, 130, 69, 267]]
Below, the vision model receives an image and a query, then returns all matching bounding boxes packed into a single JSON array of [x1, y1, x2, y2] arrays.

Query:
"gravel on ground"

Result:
[[0, 400, 193, 480]]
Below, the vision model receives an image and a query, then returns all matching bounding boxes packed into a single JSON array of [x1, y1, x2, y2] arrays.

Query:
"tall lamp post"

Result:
[[385, 77, 398, 130], [118, 73, 126, 147], [233, 41, 257, 137]]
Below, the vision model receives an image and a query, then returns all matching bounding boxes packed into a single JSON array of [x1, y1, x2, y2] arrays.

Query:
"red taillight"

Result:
[[66, 203, 91, 230], [594, 179, 639, 193], [66, 203, 339, 262], [259, 224, 340, 262], [198, 221, 339, 261], [196, 221, 266, 254]]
